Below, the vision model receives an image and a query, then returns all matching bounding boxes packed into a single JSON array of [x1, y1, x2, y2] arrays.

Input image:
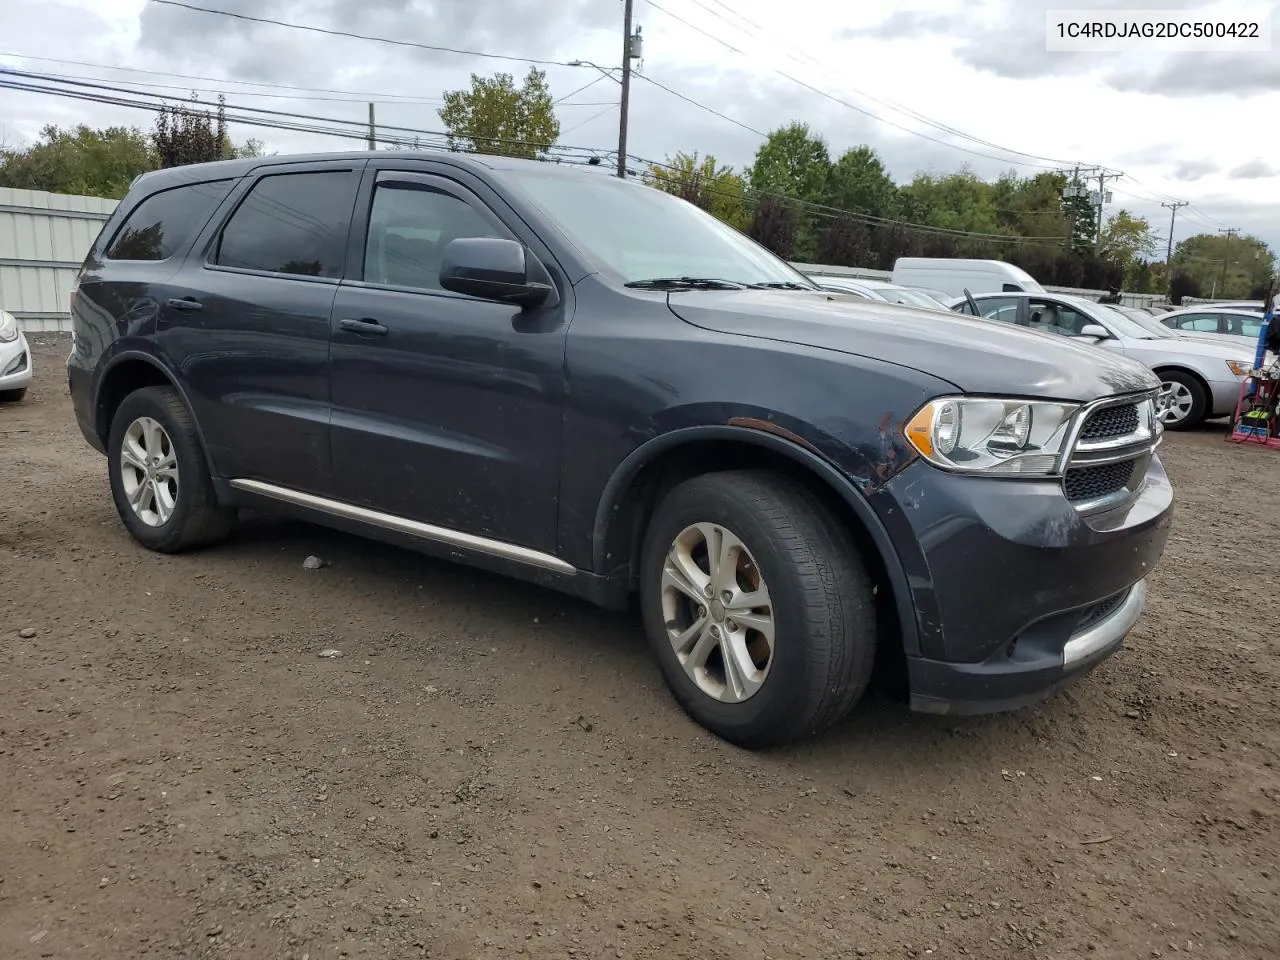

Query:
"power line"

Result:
[[642, 0, 1085, 171], [147, 0, 577, 67], [631, 73, 767, 137]]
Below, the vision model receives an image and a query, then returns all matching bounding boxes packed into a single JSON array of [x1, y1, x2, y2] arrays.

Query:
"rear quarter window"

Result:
[[105, 180, 233, 261]]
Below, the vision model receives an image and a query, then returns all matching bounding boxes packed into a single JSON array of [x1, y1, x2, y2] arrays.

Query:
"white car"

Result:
[[0, 310, 33, 402], [811, 276, 950, 310], [949, 292, 1254, 430]]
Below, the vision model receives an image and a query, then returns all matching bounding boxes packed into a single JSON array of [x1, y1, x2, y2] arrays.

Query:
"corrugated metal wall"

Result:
[[0, 187, 118, 332]]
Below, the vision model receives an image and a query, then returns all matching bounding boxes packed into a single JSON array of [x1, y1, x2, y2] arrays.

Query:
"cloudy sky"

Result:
[[2, 0, 1279, 257]]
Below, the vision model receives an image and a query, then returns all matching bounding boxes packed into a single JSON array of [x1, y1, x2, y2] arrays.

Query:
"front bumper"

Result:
[[869, 452, 1173, 715], [0, 333, 33, 391], [1209, 377, 1245, 419]]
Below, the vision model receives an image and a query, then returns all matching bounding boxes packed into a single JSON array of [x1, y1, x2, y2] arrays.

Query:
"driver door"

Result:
[[327, 166, 572, 555]]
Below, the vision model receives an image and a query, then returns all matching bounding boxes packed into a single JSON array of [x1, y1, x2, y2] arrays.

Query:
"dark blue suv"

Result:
[[68, 151, 1173, 747]]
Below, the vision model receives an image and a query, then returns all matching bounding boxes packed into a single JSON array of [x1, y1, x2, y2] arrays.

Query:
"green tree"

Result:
[[825, 146, 897, 220], [439, 67, 560, 159], [645, 151, 749, 231], [1098, 209, 1158, 270], [747, 122, 831, 202], [153, 94, 229, 169], [899, 169, 1003, 236], [0, 124, 154, 198], [1172, 232, 1276, 299], [1059, 175, 1097, 253]]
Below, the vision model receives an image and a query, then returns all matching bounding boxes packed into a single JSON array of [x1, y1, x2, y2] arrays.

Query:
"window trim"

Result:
[[345, 170, 520, 298], [102, 178, 234, 264], [199, 162, 366, 285], [340, 165, 550, 300]]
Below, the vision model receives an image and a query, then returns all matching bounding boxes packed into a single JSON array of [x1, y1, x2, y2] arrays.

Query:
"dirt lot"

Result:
[[1, 334, 1277, 960]]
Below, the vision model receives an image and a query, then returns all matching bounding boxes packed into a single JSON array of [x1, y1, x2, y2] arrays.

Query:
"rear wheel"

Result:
[[0, 387, 26, 403], [639, 469, 876, 748], [1157, 370, 1208, 430], [107, 386, 235, 552]]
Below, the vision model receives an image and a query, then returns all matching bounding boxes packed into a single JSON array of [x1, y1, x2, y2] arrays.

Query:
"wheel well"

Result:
[[1151, 365, 1210, 399], [602, 439, 907, 685], [94, 359, 174, 443]]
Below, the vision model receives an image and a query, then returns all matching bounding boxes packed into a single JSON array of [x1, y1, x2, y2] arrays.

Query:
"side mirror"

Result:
[[1079, 323, 1110, 339], [439, 237, 553, 308]]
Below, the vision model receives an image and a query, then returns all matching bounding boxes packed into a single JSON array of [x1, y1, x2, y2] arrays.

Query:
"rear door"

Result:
[[326, 163, 571, 555], [156, 159, 366, 494]]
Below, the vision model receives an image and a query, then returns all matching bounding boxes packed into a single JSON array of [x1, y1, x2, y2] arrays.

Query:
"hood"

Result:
[[666, 289, 1160, 402], [1164, 329, 1249, 347], [1126, 334, 1253, 363]]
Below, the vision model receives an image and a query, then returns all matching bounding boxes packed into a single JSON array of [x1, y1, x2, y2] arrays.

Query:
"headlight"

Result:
[[904, 396, 1080, 476], [0, 311, 17, 343], [1226, 360, 1252, 378]]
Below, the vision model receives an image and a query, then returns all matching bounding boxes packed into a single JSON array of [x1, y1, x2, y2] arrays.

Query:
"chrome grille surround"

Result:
[[1059, 389, 1163, 515]]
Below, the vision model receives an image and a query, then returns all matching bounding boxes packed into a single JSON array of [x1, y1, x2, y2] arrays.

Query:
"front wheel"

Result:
[[638, 469, 877, 749], [0, 387, 27, 403], [107, 386, 235, 553], [1157, 371, 1208, 430]]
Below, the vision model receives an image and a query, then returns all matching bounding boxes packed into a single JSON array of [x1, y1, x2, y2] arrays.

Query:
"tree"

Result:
[[153, 94, 229, 169], [645, 151, 749, 230], [439, 67, 560, 159], [1172, 232, 1276, 299], [1169, 269, 1203, 305], [1060, 177, 1098, 253], [1098, 210, 1158, 269], [816, 216, 872, 267], [825, 146, 897, 220], [747, 122, 831, 202], [0, 124, 154, 198], [747, 195, 798, 260]]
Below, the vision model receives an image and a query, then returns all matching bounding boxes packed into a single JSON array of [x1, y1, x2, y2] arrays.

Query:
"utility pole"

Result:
[[1161, 200, 1188, 263], [1093, 169, 1120, 253], [616, 0, 635, 179], [1218, 227, 1239, 296], [367, 102, 376, 150]]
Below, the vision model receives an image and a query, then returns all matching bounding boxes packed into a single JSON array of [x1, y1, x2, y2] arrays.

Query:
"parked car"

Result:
[[0, 309, 33, 402], [891, 257, 1046, 297], [1110, 305, 1242, 347], [812, 276, 949, 310], [68, 151, 1173, 747], [950, 291, 1253, 429], [1157, 306, 1269, 346]]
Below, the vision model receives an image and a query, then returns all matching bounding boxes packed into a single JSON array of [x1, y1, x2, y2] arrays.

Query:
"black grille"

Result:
[[1076, 590, 1127, 630], [1064, 460, 1135, 502], [1079, 403, 1140, 440]]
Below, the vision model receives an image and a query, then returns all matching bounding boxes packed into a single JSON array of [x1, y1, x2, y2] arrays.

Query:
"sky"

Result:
[[2, 0, 1279, 260]]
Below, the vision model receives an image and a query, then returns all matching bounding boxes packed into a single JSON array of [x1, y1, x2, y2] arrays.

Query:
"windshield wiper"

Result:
[[748, 281, 814, 290], [624, 276, 748, 290]]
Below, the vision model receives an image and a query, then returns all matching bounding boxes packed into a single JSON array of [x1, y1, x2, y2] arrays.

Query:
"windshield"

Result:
[[494, 167, 817, 288], [1081, 300, 1176, 339]]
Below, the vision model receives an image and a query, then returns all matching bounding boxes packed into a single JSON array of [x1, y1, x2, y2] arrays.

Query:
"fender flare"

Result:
[[94, 348, 221, 478], [590, 424, 920, 655]]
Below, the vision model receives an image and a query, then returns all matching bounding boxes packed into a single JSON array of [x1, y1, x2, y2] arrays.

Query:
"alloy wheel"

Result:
[[119, 416, 179, 527], [1158, 380, 1194, 424], [660, 522, 775, 703]]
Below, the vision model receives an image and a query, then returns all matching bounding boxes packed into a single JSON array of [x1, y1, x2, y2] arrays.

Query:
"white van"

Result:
[[890, 258, 1046, 298]]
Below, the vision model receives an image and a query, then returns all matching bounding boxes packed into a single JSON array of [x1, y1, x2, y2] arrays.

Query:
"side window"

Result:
[[1001, 283, 1023, 292], [105, 180, 232, 261], [363, 183, 508, 292], [1228, 316, 1259, 337], [969, 297, 1019, 322], [1175, 314, 1219, 332], [214, 170, 357, 278], [1027, 299, 1087, 337]]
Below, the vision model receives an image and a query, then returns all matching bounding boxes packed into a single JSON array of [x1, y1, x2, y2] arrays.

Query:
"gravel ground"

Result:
[[2, 334, 1278, 960]]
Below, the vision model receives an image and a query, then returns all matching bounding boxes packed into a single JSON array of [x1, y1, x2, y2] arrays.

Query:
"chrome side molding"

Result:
[[229, 478, 578, 576]]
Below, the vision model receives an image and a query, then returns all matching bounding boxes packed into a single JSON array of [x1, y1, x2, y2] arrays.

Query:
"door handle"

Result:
[[340, 317, 389, 336], [166, 297, 203, 311]]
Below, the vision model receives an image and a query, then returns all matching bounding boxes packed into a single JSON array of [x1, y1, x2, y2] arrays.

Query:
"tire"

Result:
[[0, 387, 27, 403], [1157, 370, 1208, 430], [638, 469, 876, 749], [106, 385, 235, 553]]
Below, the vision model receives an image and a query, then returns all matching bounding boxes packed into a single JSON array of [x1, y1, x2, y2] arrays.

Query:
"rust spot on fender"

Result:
[[727, 416, 823, 455]]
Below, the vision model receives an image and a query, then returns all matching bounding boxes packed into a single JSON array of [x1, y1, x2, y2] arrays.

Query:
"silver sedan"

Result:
[[949, 292, 1255, 430]]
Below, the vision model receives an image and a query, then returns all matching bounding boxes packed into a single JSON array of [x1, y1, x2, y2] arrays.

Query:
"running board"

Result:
[[228, 478, 578, 576]]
